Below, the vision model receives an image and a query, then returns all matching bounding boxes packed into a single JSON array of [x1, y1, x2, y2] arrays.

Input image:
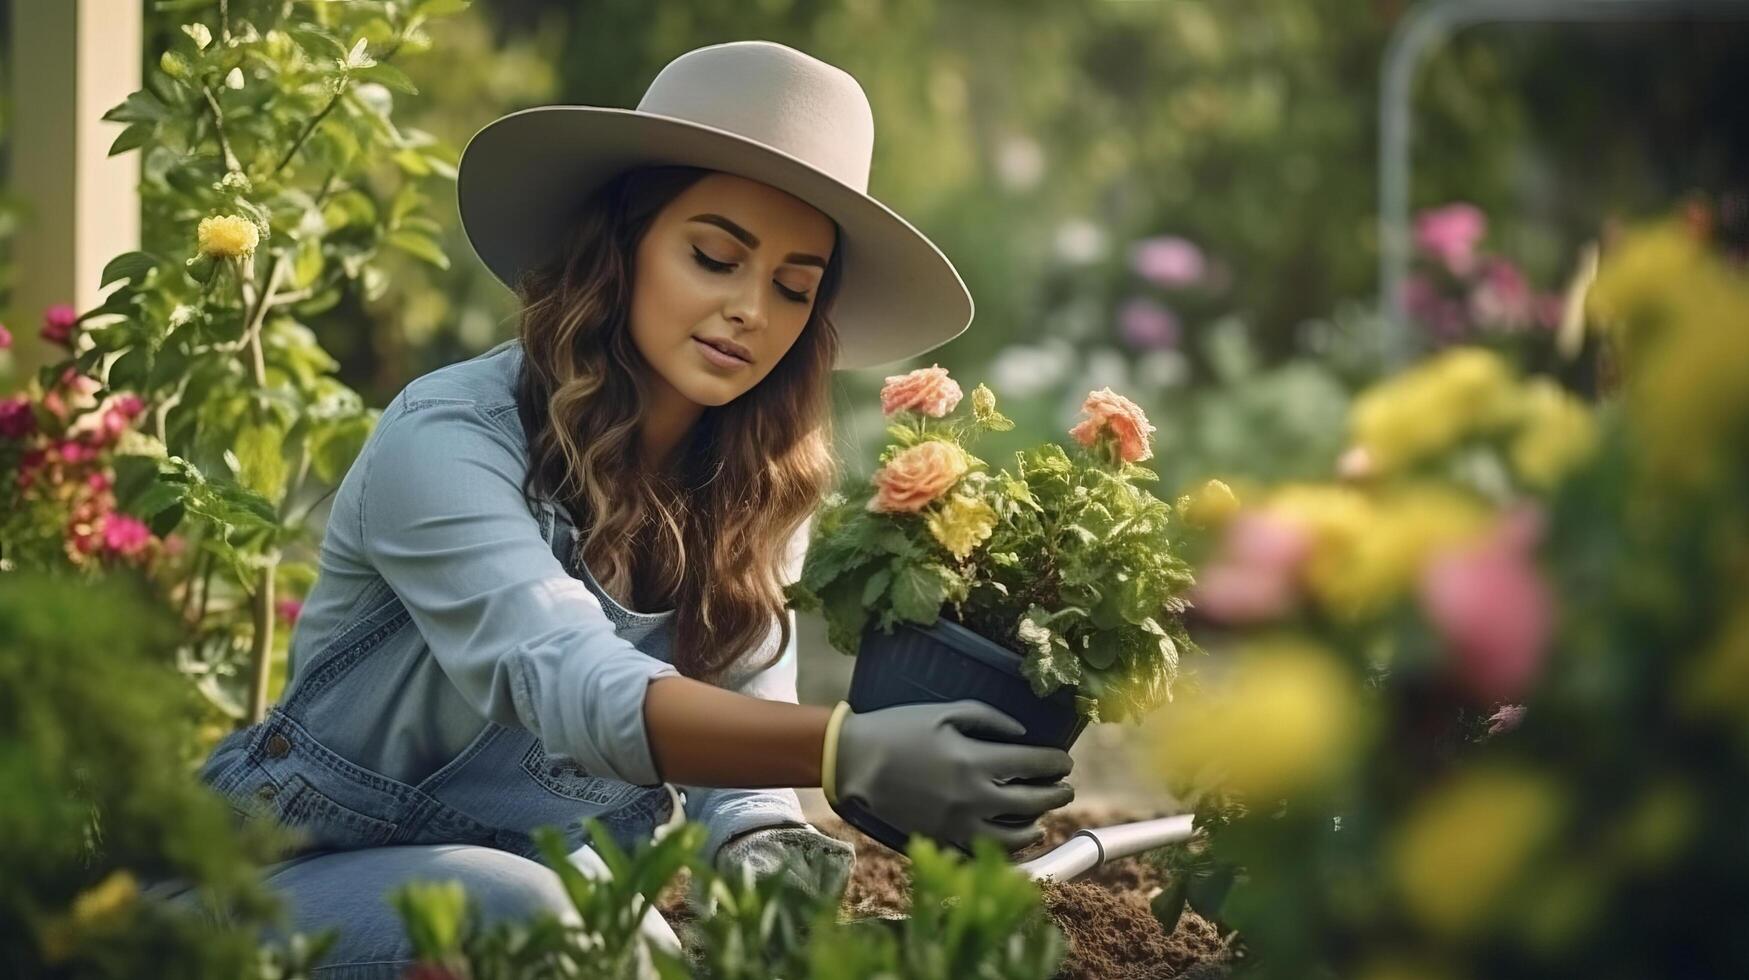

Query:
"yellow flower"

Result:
[[1149, 639, 1363, 799], [1511, 379, 1598, 488], [926, 493, 998, 560], [1175, 478, 1240, 528], [196, 214, 259, 259], [1391, 766, 1563, 938], [1267, 482, 1490, 621], [71, 869, 139, 924], [1349, 347, 1519, 473]]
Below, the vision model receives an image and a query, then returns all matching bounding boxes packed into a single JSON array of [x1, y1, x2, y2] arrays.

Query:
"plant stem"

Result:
[[200, 84, 244, 175], [238, 254, 286, 724], [272, 88, 344, 179]]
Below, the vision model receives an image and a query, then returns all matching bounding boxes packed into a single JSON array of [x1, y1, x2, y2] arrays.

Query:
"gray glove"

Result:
[[830, 699, 1075, 853], [688, 822, 855, 916]]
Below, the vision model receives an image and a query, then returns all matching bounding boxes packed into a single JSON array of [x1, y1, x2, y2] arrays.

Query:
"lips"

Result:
[[694, 336, 752, 363]]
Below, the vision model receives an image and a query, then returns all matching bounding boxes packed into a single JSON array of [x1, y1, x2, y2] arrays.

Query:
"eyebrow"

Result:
[[687, 213, 828, 269]]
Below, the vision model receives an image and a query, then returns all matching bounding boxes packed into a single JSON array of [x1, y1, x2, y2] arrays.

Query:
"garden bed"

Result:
[[659, 806, 1237, 979]]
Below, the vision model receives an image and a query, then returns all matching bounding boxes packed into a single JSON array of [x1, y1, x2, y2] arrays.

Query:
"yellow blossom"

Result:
[[926, 493, 998, 560], [1149, 639, 1363, 799], [196, 214, 259, 259], [1511, 379, 1598, 488], [1349, 347, 1519, 473], [1175, 478, 1240, 528], [71, 869, 139, 924], [1266, 482, 1490, 621], [1391, 766, 1563, 938]]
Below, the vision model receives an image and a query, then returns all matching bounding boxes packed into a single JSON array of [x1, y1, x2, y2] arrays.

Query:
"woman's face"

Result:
[[629, 172, 837, 409]]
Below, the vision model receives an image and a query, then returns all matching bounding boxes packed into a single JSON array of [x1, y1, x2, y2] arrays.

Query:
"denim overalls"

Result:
[[198, 339, 806, 865]]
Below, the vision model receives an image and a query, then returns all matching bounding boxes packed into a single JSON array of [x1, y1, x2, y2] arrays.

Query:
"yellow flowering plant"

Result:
[[1144, 219, 1749, 979], [785, 366, 1202, 724]]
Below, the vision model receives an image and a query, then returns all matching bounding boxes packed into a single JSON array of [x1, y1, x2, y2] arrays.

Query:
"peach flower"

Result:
[[1068, 387, 1156, 463], [868, 441, 968, 514], [880, 364, 963, 418]]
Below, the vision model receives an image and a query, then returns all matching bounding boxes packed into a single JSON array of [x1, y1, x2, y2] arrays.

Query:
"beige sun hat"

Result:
[[454, 40, 974, 372]]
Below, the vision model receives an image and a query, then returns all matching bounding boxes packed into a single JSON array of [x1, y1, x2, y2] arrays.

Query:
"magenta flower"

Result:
[[1117, 296, 1180, 351], [1419, 518, 1553, 703], [0, 322, 12, 349], [1468, 257, 1535, 330], [1413, 203, 1487, 276], [41, 304, 80, 348], [1190, 511, 1312, 624], [1401, 273, 1467, 341], [0, 395, 34, 440], [276, 597, 304, 625], [1128, 235, 1207, 288], [100, 512, 152, 558]]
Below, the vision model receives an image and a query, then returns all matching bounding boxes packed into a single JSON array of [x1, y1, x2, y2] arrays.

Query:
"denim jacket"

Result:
[[199, 339, 808, 865]]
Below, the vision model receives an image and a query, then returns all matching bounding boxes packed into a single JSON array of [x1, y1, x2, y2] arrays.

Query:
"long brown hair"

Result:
[[512, 165, 844, 684]]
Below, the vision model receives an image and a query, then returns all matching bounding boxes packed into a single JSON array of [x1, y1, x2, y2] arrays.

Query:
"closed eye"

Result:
[[692, 247, 812, 304]]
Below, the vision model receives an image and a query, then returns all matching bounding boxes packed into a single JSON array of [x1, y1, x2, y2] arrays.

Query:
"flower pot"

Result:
[[833, 615, 1088, 853]]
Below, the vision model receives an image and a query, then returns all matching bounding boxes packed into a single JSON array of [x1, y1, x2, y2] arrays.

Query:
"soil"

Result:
[[658, 806, 1237, 978]]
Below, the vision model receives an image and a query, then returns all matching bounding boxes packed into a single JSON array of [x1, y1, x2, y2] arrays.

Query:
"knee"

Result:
[[420, 846, 576, 928]]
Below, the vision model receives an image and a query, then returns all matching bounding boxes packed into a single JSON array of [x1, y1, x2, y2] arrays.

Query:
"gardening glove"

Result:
[[687, 822, 855, 915], [824, 699, 1075, 854]]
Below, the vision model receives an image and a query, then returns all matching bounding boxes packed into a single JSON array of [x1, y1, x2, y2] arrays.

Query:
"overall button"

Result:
[[256, 783, 278, 802], [265, 733, 291, 758]]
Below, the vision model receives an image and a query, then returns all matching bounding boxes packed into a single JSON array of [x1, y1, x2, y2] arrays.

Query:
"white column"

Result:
[[7, 0, 142, 376]]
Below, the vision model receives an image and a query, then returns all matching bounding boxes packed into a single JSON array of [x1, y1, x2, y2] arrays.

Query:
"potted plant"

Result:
[[786, 365, 1208, 848]]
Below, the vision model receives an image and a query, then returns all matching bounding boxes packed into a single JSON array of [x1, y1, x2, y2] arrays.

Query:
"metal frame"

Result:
[[1377, 0, 1749, 366]]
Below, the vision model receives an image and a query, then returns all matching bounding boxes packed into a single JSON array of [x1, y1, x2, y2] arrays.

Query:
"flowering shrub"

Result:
[[1402, 202, 1569, 345], [0, 0, 468, 724], [1146, 219, 1749, 978], [786, 366, 1200, 723]]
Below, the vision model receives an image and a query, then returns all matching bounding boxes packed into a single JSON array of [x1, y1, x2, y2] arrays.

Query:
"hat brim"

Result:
[[455, 105, 974, 372]]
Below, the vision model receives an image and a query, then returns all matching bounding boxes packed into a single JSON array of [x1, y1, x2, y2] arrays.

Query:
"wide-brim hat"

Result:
[[455, 40, 974, 372]]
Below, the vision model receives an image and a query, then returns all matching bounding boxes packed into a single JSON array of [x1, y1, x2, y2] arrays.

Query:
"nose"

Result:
[[724, 274, 767, 334]]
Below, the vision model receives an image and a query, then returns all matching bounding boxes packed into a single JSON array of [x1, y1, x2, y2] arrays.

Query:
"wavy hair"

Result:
[[511, 165, 843, 684]]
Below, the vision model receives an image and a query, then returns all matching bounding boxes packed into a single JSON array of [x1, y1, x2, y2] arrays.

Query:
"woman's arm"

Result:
[[643, 674, 830, 788]]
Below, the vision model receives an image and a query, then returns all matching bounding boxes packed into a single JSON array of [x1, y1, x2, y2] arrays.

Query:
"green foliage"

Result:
[[0, 570, 297, 978]]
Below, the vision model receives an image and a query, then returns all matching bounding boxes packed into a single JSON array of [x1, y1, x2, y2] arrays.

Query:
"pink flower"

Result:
[[276, 597, 304, 625], [1468, 257, 1534, 330], [1419, 517, 1553, 703], [1402, 273, 1467, 341], [41, 304, 80, 348], [879, 364, 963, 418], [1414, 203, 1487, 276], [1487, 704, 1526, 735], [41, 368, 100, 420], [1117, 297, 1180, 351], [87, 471, 113, 493], [1128, 236, 1207, 288], [54, 440, 98, 465], [0, 395, 34, 440], [100, 513, 152, 558], [0, 322, 12, 349], [1190, 511, 1313, 624], [1068, 387, 1156, 463], [867, 441, 968, 514]]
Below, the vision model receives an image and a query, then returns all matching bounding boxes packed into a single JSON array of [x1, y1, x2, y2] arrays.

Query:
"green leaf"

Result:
[[888, 561, 950, 624], [108, 346, 152, 389], [102, 88, 169, 124], [354, 62, 417, 94], [101, 251, 161, 289], [386, 229, 449, 269], [860, 565, 892, 606], [108, 121, 156, 156], [291, 237, 325, 290], [235, 421, 289, 503], [309, 415, 374, 484]]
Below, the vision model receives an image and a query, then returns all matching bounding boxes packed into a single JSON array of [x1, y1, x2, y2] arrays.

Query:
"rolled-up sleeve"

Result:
[[682, 519, 814, 863], [360, 396, 679, 787]]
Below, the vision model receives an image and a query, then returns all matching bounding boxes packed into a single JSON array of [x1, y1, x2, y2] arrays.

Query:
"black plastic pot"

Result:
[[832, 614, 1088, 853]]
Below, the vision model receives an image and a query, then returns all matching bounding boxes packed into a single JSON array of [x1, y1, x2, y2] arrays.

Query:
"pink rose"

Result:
[[41, 304, 79, 348], [1413, 203, 1487, 276], [867, 441, 968, 514], [100, 513, 152, 558], [1068, 387, 1156, 463], [1419, 517, 1553, 703], [879, 364, 962, 418], [1128, 236, 1206, 288], [1190, 511, 1313, 624], [0, 395, 34, 440]]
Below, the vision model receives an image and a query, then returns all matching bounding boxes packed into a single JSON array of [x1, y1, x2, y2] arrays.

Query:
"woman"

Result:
[[169, 40, 1075, 974]]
